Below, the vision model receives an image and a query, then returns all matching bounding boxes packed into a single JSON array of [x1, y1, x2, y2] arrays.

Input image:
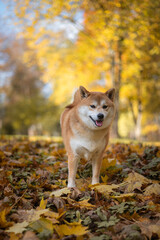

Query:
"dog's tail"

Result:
[[66, 89, 81, 109]]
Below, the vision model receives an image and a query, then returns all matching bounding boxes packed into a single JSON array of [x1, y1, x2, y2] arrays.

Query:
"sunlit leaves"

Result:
[[54, 224, 88, 238], [5, 0, 160, 140]]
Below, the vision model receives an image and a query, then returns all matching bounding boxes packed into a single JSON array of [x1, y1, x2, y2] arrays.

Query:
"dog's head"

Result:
[[77, 86, 115, 130]]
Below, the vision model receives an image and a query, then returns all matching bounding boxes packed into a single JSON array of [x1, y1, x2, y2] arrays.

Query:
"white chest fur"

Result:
[[70, 130, 106, 160]]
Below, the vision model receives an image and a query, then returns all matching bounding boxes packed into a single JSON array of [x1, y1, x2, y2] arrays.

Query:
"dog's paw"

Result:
[[67, 182, 76, 188], [91, 179, 99, 185]]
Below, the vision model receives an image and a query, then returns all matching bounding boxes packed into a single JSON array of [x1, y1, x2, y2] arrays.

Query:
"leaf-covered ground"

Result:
[[0, 137, 160, 240]]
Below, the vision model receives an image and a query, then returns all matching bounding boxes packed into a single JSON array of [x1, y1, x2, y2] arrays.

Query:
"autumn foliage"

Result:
[[0, 137, 160, 239], [1, 0, 159, 139]]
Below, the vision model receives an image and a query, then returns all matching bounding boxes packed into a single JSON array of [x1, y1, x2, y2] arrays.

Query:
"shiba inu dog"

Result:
[[61, 86, 115, 188]]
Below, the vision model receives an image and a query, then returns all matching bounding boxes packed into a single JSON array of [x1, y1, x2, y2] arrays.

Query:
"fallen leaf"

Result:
[[37, 197, 47, 210], [76, 178, 89, 191], [101, 158, 116, 173], [137, 219, 160, 239], [6, 221, 29, 234], [0, 208, 13, 228], [43, 211, 59, 219], [17, 209, 49, 223], [112, 193, 135, 199], [63, 219, 82, 226], [91, 183, 119, 197], [54, 224, 88, 238], [144, 183, 160, 196], [155, 213, 160, 218], [77, 199, 95, 209], [120, 224, 142, 240], [122, 211, 140, 221], [0, 150, 5, 159], [29, 217, 53, 233], [43, 210, 65, 224], [124, 171, 151, 193], [69, 187, 83, 199], [8, 232, 22, 240], [1, 138, 159, 240], [50, 187, 71, 197], [101, 174, 108, 183]]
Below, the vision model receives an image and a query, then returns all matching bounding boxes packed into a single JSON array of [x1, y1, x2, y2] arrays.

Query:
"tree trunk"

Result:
[[110, 50, 117, 137], [135, 100, 142, 139], [111, 45, 122, 138], [112, 89, 120, 138], [129, 100, 137, 125]]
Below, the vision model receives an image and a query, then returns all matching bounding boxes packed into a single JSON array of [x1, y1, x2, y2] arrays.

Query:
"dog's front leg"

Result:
[[67, 154, 79, 188], [92, 154, 103, 185]]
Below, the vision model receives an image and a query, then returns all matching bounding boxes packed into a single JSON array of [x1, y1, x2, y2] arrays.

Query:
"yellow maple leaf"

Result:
[[101, 174, 108, 183], [54, 224, 88, 238], [38, 197, 47, 210], [101, 158, 116, 173], [58, 179, 67, 187]]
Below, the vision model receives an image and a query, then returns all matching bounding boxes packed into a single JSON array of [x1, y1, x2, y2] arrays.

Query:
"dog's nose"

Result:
[[97, 113, 104, 120]]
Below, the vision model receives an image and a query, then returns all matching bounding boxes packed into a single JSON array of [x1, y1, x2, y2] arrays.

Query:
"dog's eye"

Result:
[[90, 105, 96, 109], [103, 105, 108, 109]]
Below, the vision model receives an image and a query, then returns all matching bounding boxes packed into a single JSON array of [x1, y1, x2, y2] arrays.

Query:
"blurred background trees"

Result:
[[0, 36, 60, 135], [0, 0, 160, 140]]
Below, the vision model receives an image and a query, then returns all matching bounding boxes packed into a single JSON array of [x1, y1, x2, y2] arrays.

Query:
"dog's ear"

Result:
[[79, 86, 90, 99], [105, 88, 115, 102]]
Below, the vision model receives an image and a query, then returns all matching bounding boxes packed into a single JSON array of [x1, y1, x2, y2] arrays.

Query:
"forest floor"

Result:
[[0, 137, 160, 240]]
